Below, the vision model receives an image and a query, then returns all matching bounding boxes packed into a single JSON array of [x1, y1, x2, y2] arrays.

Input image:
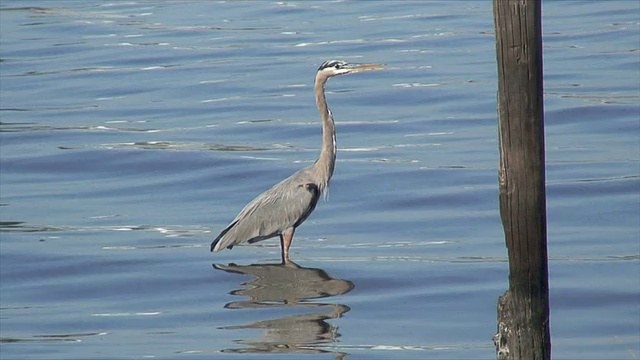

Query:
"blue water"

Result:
[[1, 1, 638, 359]]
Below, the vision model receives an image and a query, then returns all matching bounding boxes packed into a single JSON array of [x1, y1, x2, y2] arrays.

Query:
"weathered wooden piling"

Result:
[[492, 0, 551, 359]]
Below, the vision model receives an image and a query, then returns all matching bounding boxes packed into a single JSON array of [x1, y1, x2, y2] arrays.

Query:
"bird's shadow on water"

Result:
[[213, 261, 354, 358]]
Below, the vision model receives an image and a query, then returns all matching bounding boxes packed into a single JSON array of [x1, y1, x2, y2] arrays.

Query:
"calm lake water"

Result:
[[1, 1, 638, 359]]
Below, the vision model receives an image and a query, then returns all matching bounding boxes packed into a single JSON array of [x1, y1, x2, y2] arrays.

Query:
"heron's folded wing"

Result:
[[211, 181, 320, 252]]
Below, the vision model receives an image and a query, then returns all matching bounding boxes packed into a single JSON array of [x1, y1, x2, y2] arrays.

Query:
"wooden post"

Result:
[[492, 1, 550, 359]]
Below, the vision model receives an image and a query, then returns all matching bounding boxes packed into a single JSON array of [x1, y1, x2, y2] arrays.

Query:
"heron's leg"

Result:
[[280, 228, 295, 265]]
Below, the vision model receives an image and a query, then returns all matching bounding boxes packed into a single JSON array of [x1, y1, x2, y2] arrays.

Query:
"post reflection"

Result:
[[214, 261, 354, 357]]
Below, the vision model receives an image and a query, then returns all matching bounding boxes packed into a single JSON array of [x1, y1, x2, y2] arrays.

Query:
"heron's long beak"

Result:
[[346, 63, 384, 73]]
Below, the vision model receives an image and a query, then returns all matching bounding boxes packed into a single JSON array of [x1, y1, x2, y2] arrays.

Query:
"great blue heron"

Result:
[[211, 60, 383, 264]]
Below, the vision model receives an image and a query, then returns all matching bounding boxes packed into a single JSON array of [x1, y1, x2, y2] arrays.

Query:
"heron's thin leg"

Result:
[[280, 228, 295, 264]]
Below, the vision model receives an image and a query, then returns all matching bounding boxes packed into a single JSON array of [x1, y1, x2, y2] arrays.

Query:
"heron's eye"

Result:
[[334, 64, 341, 69]]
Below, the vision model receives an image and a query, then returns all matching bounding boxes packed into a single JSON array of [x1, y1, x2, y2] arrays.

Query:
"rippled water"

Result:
[[1, 1, 639, 359]]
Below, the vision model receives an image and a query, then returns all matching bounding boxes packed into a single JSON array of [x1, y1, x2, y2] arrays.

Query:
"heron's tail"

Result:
[[210, 220, 238, 252]]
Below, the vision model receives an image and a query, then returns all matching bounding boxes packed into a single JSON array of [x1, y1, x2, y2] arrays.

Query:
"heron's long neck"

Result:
[[314, 75, 336, 196]]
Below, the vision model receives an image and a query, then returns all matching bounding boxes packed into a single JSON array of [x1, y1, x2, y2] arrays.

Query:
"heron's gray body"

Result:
[[212, 166, 322, 251], [210, 60, 382, 263]]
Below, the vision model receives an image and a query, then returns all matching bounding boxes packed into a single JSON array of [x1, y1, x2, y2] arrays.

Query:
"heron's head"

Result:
[[316, 60, 384, 78]]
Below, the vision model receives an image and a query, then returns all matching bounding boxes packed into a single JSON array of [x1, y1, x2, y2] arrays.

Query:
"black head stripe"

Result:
[[318, 60, 347, 71]]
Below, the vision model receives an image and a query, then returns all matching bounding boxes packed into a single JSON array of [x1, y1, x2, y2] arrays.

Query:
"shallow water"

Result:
[[1, 1, 639, 359]]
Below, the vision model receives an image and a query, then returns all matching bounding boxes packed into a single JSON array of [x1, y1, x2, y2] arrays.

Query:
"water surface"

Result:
[[1, 1, 639, 359]]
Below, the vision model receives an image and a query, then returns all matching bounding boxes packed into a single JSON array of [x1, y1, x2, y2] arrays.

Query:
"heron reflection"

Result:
[[214, 261, 354, 357]]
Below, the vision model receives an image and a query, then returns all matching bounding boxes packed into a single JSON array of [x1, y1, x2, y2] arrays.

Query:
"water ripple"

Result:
[[0, 221, 209, 238], [0, 332, 108, 343]]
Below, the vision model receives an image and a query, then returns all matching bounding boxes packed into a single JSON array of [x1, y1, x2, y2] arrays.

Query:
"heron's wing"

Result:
[[211, 178, 320, 252]]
